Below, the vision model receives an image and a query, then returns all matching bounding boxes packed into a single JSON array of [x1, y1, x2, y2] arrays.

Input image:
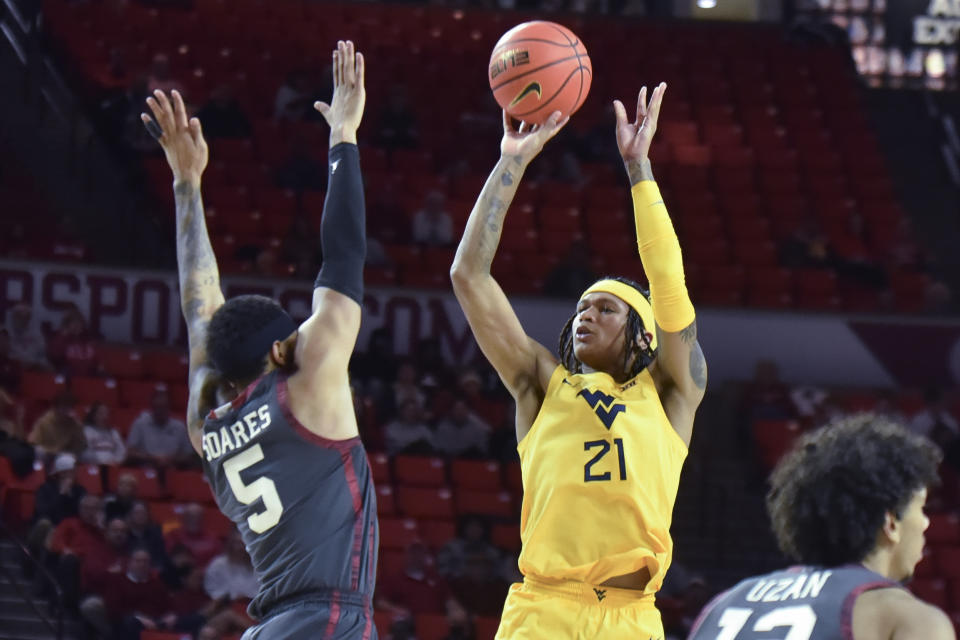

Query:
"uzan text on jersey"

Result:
[[203, 404, 272, 462], [745, 571, 832, 603]]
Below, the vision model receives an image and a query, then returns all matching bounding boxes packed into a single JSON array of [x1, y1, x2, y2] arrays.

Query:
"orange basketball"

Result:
[[488, 21, 592, 126]]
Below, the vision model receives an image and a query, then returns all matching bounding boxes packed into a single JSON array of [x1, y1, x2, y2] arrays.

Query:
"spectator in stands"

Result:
[[411, 190, 454, 246], [393, 360, 426, 413], [779, 218, 833, 270], [376, 85, 419, 149], [448, 549, 510, 618], [275, 139, 326, 192], [204, 529, 259, 601], [375, 540, 465, 621], [543, 240, 599, 298], [274, 69, 318, 122], [127, 500, 173, 576], [0, 328, 22, 392], [415, 337, 450, 389], [45, 493, 106, 606], [433, 399, 491, 458], [29, 391, 86, 457], [146, 52, 184, 95], [33, 453, 85, 527], [741, 359, 793, 421], [47, 304, 100, 376], [351, 327, 397, 393], [0, 387, 26, 440], [196, 84, 252, 139], [437, 515, 502, 579], [281, 213, 321, 275], [82, 516, 131, 593], [171, 563, 252, 638], [910, 387, 959, 446], [80, 402, 127, 466], [103, 547, 175, 640], [126, 386, 194, 467], [7, 303, 49, 370], [165, 503, 222, 568], [104, 471, 139, 521], [385, 399, 434, 455]]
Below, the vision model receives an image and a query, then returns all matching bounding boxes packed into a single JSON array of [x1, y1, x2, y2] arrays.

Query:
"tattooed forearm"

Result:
[[173, 180, 223, 338], [625, 157, 655, 186], [452, 156, 526, 276]]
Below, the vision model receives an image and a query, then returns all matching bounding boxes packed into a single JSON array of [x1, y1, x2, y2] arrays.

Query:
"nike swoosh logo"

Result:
[[509, 81, 542, 107], [331, 159, 340, 174], [562, 378, 574, 386]]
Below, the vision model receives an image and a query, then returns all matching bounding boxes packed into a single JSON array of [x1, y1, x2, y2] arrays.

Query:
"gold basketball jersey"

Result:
[[516, 364, 688, 593]]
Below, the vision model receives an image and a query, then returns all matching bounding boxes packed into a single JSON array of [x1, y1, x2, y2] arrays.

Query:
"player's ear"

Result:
[[881, 510, 902, 545], [269, 340, 286, 367]]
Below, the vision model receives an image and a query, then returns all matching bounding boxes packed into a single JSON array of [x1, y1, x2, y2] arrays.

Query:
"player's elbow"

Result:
[[450, 262, 481, 292]]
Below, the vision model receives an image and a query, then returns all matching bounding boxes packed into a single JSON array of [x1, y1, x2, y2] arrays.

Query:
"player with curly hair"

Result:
[[689, 414, 953, 640]]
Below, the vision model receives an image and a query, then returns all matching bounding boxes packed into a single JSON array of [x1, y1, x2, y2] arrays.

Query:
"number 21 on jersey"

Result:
[[584, 438, 626, 482], [223, 444, 284, 533]]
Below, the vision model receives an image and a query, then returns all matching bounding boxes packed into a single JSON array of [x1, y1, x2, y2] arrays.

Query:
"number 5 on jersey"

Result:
[[223, 444, 284, 533]]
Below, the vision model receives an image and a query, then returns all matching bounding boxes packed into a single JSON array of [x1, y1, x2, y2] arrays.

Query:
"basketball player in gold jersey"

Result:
[[451, 82, 705, 639]]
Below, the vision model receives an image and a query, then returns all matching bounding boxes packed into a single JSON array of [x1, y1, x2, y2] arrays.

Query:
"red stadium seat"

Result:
[[415, 613, 450, 640], [167, 469, 216, 504], [75, 464, 104, 495], [119, 380, 166, 409], [143, 350, 189, 384], [97, 345, 144, 379], [71, 376, 119, 407], [20, 371, 68, 402], [418, 519, 456, 550], [107, 467, 164, 500], [491, 523, 521, 552], [377, 485, 397, 516], [203, 506, 234, 539], [934, 546, 960, 579], [911, 578, 948, 610], [139, 632, 189, 640], [369, 452, 390, 485], [455, 490, 515, 518], [928, 513, 960, 545], [450, 460, 501, 491], [397, 487, 455, 519], [394, 456, 446, 487], [379, 517, 420, 550], [475, 616, 501, 640]]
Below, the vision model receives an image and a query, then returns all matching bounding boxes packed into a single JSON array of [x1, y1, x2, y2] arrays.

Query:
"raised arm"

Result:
[[142, 89, 224, 455], [614, 84, 706, 445], [450, 111, 567, 402], [292, 40, 366, 378]]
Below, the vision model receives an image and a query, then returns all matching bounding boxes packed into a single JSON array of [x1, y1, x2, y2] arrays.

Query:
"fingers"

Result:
[[171, 90, 189, 131], [343, 40, 356, 86], [612, 99, 628, 126], [144, 95, 167, 131], [502, 109, 517, 135], [356, 51, 365, 88], [141, 113, 164, 141], [188, 117, 204, 144], [153, 90, 175, 129], [637, 86, 647, 123], [314, 101, 331, 120], [647, 82, 667, 130], [332, 47, 341, 88]]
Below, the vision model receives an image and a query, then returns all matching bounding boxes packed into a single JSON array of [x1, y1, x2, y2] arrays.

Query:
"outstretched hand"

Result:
[[500, 110, 569, 165], [141, 89, 209, 186], [314, 40, 366, 147], [613, 82, 666, 164]]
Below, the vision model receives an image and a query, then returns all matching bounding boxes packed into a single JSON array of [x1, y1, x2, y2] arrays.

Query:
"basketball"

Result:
[[488, 21, 592, 126]]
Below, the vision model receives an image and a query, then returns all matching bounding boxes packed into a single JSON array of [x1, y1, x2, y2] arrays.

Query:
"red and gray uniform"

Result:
[[201, 369, 378, 639], [688, 565, 900, 640]]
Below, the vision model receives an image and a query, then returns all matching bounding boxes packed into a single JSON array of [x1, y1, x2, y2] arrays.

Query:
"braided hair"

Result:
[[557, 276, 657, 380]]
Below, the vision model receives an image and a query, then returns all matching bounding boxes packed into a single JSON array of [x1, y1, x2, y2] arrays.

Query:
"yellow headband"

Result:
[[580, 280, 658, 351]]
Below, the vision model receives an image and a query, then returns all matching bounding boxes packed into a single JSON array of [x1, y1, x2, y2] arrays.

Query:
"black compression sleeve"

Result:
[[314, 143, 366, 304]]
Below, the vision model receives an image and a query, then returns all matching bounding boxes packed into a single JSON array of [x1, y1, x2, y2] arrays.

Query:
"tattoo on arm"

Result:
[[173, 181, 223, 354], [454, 156, 526, 276], [678, 321, 697, 345], [689, 343, 707, 390], [625, 157, 655, 186]]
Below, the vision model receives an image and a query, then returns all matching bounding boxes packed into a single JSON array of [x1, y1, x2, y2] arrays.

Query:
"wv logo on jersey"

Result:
[[577, 389, 626, 430], [593, 588, 607, 602], [510, 81, 542, 107]]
